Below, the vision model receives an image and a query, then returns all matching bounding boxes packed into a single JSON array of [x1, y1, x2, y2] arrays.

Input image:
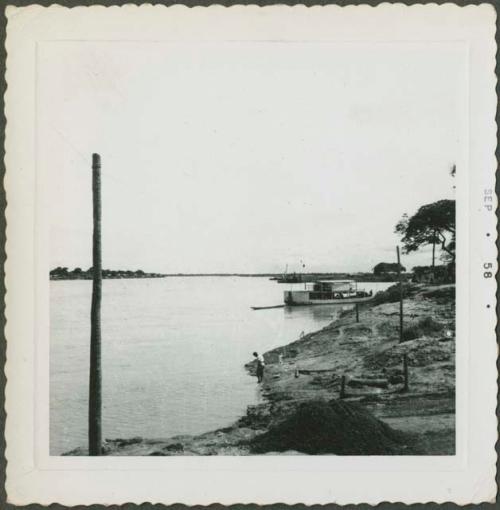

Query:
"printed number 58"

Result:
[[484, 263, 493, 278]]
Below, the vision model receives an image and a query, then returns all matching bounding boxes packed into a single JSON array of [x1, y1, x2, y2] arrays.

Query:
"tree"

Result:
[[50, 266, 69, 276], [395, 199, 455, 263], [373, 262, 406, 275]]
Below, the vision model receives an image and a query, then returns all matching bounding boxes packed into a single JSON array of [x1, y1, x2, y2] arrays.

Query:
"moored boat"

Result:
[[283, 280, 372, 306], [276, 272, 302, 284], [273, 264, 303, 284]]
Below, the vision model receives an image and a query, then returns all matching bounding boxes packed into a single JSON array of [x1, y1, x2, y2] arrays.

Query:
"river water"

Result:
[[50, 277, 392, 454]]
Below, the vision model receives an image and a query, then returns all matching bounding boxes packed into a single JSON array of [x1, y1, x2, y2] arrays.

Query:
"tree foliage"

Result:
[[50, 266, 69, 276], [411, 264, 454, 283], [395, 199, 455, 262], [373, 262, 406, 275]]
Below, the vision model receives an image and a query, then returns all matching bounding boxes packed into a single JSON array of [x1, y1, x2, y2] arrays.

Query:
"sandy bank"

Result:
[[66, 283, 455, 456]]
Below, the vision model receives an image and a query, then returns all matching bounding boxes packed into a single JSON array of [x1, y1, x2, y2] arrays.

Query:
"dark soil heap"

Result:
[[250, 399, 413, 455]]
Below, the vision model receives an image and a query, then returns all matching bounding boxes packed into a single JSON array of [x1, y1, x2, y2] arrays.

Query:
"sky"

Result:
[[40, 41, 464, 274]]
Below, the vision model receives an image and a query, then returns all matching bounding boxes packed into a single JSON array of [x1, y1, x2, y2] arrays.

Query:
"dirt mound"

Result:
[[249, 400, 413, 455]]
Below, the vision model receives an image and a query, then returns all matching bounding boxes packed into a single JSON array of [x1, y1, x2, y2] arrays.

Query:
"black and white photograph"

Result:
[[4, 3, 497, 506], [46, 39, 459, 457]]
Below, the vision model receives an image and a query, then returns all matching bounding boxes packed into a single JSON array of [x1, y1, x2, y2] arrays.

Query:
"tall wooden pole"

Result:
[[340, 375, 346, 399], [403, 354, 409, 392], [89, 153, 102, 455], [431, 236, 436, 270], [397, 246, 404, 343]]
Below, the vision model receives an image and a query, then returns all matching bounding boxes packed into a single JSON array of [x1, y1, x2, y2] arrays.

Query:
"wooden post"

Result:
[[432, 234, 436, 270], [340, 375, 346, 399], [397, 246, 404, 343], [89, 153, 102, 455], [403, 354, 409, 392], [355, 303, 359, 323]]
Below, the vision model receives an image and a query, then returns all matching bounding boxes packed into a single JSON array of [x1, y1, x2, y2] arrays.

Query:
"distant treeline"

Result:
[[50, 267, 453, 283], [50, 268, 404, 282], [50, 267, 167, 280], [372, 262, 454, 284]]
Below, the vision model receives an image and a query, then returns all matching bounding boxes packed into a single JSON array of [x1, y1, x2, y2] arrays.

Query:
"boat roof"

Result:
[[318, 279, 355, 284]]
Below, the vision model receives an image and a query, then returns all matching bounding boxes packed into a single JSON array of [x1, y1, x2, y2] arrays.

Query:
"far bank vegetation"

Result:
[[50, 267, 166, 280]]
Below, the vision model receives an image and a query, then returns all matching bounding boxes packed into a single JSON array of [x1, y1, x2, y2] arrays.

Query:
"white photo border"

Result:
[[4, 3, 498, 505]]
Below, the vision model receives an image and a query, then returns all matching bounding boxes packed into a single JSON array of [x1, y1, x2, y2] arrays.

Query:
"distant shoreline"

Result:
[[50, 269, 402, 282], [50, 269, 167, 280]]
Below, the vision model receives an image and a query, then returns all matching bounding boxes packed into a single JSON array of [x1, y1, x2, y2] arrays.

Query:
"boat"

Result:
[[251, 304, 286, 310], [276, 272, 302, 284], [274, 264, 303, 283], [283, 280, 373, 306]]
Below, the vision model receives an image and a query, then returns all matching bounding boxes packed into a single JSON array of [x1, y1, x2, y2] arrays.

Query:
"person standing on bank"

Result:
[[253, 352, 265, 383]]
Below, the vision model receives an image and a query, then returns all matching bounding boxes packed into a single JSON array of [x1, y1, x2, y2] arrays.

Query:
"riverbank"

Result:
[[65, 283, 455, 456]]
